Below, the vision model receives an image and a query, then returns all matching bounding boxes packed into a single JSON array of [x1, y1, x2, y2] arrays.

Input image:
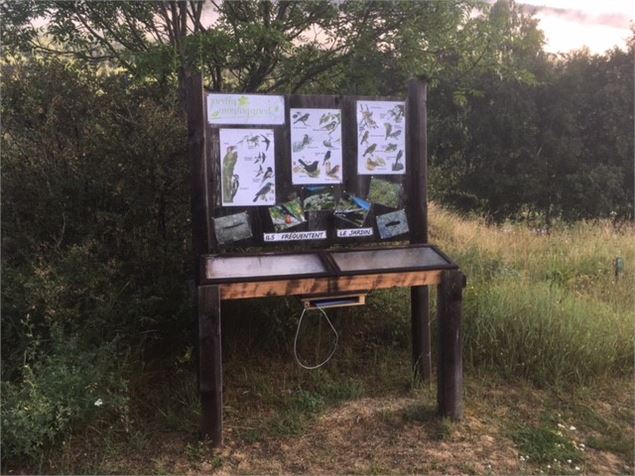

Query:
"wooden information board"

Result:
[[185, 73, 465, 446]]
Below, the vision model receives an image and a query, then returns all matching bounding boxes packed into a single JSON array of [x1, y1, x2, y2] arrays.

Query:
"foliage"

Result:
[[1, 326, 128, 462], [1, 57, 191, 463], [1, 0, 634, 469]]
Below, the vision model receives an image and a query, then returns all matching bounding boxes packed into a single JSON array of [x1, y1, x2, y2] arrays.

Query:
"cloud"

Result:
[[518, 3, 632, 29]]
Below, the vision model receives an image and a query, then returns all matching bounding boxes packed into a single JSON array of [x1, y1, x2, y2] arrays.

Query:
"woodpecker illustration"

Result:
[[230, 174, 239, 200], [360, 130, 370, 145], [322, 150, 331, 165], [222, 145, 238, 202]]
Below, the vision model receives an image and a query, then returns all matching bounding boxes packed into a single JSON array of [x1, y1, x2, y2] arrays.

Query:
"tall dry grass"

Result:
[[427, 203, 634, 385]]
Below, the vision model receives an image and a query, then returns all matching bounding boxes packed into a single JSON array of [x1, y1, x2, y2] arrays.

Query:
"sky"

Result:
[[519, 0, 634, 53]]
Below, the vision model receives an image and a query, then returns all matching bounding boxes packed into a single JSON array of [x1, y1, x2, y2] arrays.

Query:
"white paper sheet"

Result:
[[208, 94, 285, 125], [290, 108, 343, 184], [219, 128, 276, 206], [357, 101, 406, 175]]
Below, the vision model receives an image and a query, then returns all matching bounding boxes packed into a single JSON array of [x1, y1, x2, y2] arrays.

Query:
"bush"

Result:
[[1, 328, 128, 462]]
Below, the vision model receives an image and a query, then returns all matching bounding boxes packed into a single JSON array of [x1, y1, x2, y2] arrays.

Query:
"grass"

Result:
[[6, 204, 634, 474], [429, 203, 635, 386]]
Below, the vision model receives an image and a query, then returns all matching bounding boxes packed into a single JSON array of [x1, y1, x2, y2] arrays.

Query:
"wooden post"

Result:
[[407, 78, 431, 382], [198, 285, 223, 445], [437, 270, 465, 420], [185, 72, 212, 265]]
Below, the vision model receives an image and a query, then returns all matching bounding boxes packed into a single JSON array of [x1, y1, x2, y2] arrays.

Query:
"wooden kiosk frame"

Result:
[[185, 74, 465, 446]]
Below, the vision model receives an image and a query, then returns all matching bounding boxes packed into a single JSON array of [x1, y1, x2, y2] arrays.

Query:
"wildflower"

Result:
[[520, 456, 526, 462], [575, 466, 580, 471], [567, 459, 572, 464], [94, 398, 104, 407], [557, 423, 565, 429], [569, 425, 577, 431], [547, 465, 551, 469]]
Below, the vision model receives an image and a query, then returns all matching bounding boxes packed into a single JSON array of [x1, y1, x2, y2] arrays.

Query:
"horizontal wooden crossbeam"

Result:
[[218, 270, 442, 300]]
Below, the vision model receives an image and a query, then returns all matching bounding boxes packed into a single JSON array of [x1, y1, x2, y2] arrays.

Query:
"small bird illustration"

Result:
[[366, 156, 385, 170], [230, 174, 239, 200], [255, 152, 266, 164], [255, 164, 264, 177], [384, 123, 393, 140], [260, 134, 271, 151], [260, 166, 273, 184], [298, 159, 319, 174], [253, 182, 273, 202], [293, 134, 311, 152], [326, 164, 340, 179], [387, 128, 402, 139], [360, 130, 369, 145], [323, 137, 340, 148], [384, 143, 397, 152], [246, 135, 260, 147], [322, 150, 331, 164], [323, 120, 338, 133], [294, 113, 310, 125], [388, 104, 405, 122], [392, 150, 404, 171], [363, 143, 377, 156]]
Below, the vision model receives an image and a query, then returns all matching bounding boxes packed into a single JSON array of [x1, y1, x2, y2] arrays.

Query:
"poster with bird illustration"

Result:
[[356, 101, 406, 175], [219, 128, 276, 206], [290, 108, 343, 185]]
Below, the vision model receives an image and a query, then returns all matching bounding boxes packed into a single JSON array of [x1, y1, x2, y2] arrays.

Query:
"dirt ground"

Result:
[[102, 381, 632, 475]]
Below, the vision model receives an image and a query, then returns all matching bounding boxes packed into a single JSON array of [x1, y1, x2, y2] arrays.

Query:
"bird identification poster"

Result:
[[290, 108, 343, 184], [357, 101, 406, 175], [219, 128, 276, 206]]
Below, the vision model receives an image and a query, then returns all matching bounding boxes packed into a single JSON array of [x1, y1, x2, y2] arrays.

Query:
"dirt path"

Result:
[[208, 397, 521, 475]]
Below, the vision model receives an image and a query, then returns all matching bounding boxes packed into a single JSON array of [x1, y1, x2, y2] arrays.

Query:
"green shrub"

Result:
[[1, 329, 128, 462]]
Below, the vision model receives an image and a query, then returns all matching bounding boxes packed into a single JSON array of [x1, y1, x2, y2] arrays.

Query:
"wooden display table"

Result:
[[197, 245, 465, 445]]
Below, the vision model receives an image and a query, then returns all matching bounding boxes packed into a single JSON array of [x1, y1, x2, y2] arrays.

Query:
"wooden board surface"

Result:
[[218, 270, 442, 300]]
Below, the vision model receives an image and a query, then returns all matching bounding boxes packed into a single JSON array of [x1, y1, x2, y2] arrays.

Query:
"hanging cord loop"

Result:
[[293, 306, 339, 370]]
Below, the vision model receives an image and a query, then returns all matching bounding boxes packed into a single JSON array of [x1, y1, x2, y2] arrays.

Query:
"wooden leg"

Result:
[[198, 285, 223, 446], [411, 285, 432, 382], [437, 270, 465, 420]]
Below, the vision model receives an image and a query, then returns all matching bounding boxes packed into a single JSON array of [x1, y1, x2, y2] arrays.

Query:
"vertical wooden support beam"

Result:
[[198, 285, 223, 445], [185, 72, 212, 266], [437, 270, 465, 420], [407, 78, 431, 382]]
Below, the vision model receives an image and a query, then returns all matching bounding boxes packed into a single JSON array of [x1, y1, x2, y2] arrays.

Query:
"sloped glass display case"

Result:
[[204, 245, 456, 284], [330, 246, 451, 274]]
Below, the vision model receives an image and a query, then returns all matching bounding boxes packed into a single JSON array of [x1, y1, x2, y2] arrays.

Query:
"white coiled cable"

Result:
[[293, 305, 339, 370]]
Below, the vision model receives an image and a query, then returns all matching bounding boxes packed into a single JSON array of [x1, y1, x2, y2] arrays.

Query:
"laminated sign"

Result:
[[208, 94, 285, 125], [357, 101, 406, 175]]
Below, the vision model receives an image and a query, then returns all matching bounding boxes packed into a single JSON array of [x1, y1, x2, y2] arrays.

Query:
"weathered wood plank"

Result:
[[437, 270, 465, 420], [198, 285, 223, 445], [218, 270, 442, 300], [186, 73, 212, 266], [407, 78, 431, 382]]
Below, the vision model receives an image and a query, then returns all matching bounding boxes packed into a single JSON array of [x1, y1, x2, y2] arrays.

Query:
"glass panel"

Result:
[[207, 254, 326, 280], [331, 247, 449, 272]]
